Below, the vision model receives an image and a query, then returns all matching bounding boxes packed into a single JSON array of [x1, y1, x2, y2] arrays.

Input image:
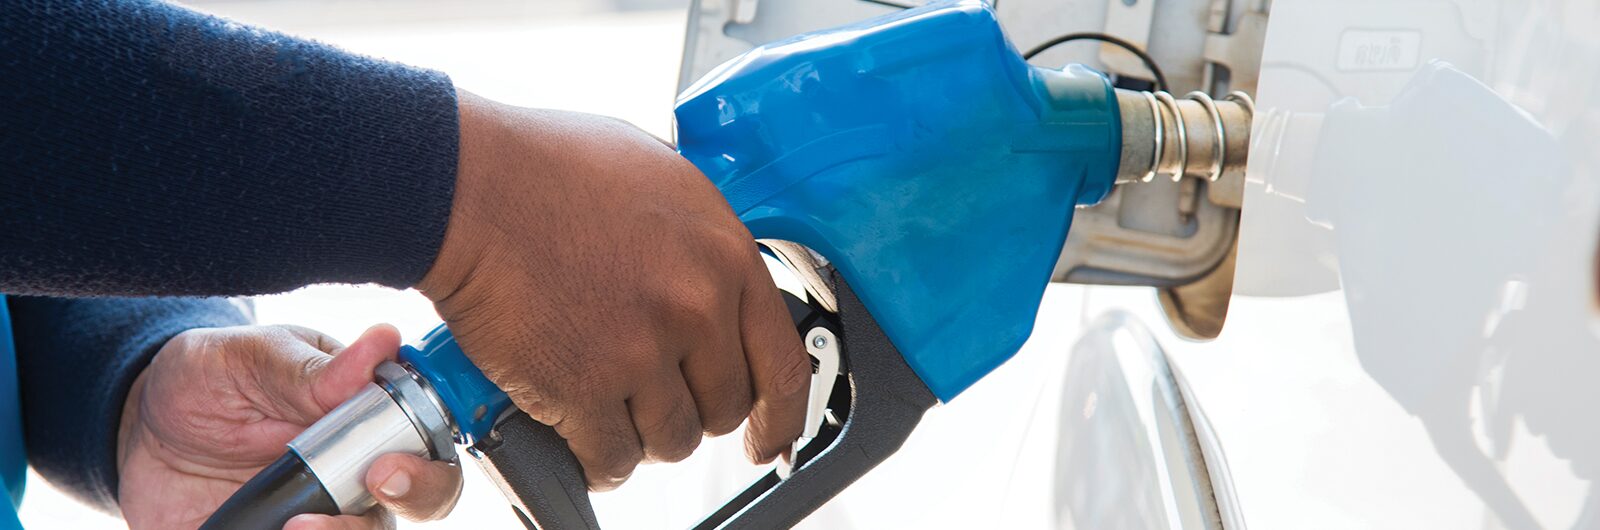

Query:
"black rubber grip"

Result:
[[200, 451, 340, 530], [472, 410, 600, 530]]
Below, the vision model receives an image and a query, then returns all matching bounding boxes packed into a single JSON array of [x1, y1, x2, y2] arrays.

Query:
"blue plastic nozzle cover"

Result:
[[674, 1, 1121, 400], [398, 326, 510, 445]]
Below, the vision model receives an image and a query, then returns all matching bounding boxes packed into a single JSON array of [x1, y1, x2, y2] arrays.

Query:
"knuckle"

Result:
[[647, 434, 700, 464], [501, 368, 562, 412], [701, 410, 746, 437], [710, 230, 760, 268], [524, 400, 566, 428], [659, 278, 722, 330], [577, 419, 643, 486], [609, 351, 656, 391], [668, 416, 707, 464], [766, 342, 813, 400], [645, 408, 702, 463], [592, 452, 640, 490], [685, 342, 752, 437], [697, 379, 752, 436]]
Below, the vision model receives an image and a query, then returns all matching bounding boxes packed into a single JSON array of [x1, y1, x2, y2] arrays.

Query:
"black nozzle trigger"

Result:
[[470, 411, 599, 530]]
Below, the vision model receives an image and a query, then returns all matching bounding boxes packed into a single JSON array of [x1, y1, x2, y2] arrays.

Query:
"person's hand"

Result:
[[416, 91, 811, 490], [117, 324, 463, 530]]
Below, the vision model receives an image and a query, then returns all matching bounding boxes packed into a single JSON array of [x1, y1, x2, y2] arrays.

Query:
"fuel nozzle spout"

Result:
[[1114, 89, 1256, 191]]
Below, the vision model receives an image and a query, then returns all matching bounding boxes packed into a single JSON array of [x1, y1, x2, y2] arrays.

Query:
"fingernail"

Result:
[[379, 470, 411, 499], [284, 514, 330, 529]]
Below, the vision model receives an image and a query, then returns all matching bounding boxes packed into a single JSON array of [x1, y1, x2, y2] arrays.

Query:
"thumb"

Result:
[[366, 453, 463, 522], [310, 324, 404, 414]]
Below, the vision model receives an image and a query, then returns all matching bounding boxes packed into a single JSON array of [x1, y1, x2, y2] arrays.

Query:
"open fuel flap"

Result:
[[1037, 0, 1267, 340]]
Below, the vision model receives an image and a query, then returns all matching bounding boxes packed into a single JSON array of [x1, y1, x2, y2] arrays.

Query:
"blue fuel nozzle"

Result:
[[674, 0, 1122, 401]]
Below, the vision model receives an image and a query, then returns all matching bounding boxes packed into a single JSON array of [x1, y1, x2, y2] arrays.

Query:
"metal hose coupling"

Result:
[[201, 361, 457, 530], [289, 361, 457, 514], [1114, 89, 1255, 187]]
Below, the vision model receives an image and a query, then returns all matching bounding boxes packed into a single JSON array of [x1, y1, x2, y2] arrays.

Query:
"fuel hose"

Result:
[[197, 452, 339, 530]]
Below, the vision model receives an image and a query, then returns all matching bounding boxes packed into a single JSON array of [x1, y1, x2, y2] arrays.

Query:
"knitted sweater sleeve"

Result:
[[0, 0, 459, 296]]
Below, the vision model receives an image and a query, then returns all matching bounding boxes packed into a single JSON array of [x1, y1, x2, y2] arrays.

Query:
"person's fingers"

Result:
[[365, 453, 463, 522], [308, 324, 402, 413], [680, 329, 752, 437], [627, 370, 702, 463], [737, 263, 811, 464], [245, 323, 400, 427], [554, 401, 643, 491], [281, 508, 395, 530]]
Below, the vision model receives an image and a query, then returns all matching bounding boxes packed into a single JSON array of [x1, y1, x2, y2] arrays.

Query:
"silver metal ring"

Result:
[[1225, 91, 1256, 117], [1141, 91, 1163, 183], [1185, 91, 1226, 182], [1153, 92, 1187, 182], [377, 361, 457, 463]]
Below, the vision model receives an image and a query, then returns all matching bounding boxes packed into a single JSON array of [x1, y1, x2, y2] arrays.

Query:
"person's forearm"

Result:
[[9, 296, 249, 512], [0, 0, 458, 297]]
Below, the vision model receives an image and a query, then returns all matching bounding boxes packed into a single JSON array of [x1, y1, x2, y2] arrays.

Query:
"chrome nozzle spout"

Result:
[[1115, 89, 1255, 207]]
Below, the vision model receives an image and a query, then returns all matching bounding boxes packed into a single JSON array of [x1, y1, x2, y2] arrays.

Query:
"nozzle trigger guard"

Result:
[[693, 269, 936, 529]]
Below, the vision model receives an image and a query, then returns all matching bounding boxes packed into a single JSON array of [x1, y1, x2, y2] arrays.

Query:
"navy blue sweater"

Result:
[[1, 0, 460, 513]]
